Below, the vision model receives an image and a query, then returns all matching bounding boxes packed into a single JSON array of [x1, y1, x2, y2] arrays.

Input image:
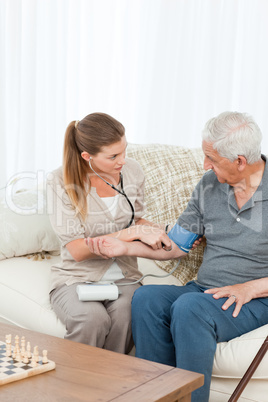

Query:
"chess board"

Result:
[[0, 341, 56, 385]]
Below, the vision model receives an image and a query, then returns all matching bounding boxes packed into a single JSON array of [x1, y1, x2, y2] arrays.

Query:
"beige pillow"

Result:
[[127, 143, 205, 284], [0, 187, 60, 260]]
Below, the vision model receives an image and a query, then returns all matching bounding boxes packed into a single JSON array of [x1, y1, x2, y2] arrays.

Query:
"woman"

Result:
[[47, 112, 171, 354]]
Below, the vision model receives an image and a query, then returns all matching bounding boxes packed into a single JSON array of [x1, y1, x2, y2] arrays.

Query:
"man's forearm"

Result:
[[126, 240, 187, 260], [247, 277, 268, 299]]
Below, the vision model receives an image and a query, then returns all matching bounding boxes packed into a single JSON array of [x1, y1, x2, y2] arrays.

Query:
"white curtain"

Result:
[[1, 0, 268, 186]]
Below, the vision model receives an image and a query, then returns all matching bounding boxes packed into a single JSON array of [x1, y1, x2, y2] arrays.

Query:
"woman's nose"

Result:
[[118, 154, 126, 166]]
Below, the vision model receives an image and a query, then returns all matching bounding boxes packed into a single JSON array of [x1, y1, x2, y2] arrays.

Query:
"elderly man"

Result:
[[86, 111, 268, 402]]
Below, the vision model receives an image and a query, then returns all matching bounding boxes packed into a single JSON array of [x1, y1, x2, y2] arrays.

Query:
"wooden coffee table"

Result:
[[0, 323, 203, 401]]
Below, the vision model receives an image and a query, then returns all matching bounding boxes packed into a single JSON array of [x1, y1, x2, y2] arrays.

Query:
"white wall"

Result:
[[1, 0, 268, 186]]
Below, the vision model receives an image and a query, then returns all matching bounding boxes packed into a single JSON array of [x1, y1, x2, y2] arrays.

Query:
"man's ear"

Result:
[[81, 152, 91, 162], [237, 155, 247, 171]]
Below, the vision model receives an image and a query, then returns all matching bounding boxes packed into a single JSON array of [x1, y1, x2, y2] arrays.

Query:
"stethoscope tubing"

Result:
[[88, 159, 135, 228]]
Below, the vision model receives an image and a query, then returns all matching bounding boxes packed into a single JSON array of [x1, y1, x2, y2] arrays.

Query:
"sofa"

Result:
[[0, 143, 267, 401]]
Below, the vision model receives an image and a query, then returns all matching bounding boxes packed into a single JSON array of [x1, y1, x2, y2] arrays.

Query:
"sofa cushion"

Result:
[[213, 323, 268, 379], [0, 254, 65, 337], [127, 143, 206, 284], [0, 187, 60, 260]]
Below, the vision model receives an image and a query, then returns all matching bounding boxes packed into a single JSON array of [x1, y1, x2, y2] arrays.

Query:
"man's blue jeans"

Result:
[[131, 282, 268, 402]]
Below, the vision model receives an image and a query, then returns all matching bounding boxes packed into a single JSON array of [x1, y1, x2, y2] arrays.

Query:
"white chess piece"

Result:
[[27, 342, 31, 358], [21, 341, 26, 358], [42, 350, 48, 364], [15, 335, 19, 354], [5, 334, 12, 357], [23, 355, 29, 364], [33, 346, 39, 363], [15, 350, 22, 362], [31, 358, 38, 367]]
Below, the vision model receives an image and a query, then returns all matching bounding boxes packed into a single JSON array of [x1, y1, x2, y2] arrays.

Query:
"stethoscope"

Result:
[[88, 158, 135, 228]]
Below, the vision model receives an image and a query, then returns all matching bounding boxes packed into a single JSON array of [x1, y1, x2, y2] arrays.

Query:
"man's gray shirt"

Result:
[[178, 156, 268, 288]]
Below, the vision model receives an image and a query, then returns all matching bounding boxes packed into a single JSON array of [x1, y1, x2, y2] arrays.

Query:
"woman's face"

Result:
[[86, 136, 127, 176]]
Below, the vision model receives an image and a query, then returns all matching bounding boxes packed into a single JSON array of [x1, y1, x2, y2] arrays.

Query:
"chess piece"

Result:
[[15, 335, 19, 350], [5, 334, 11, 343], [33, 346, 39, 363], [42, 350, 48, 364], [15, 350, 21, 362], [21, 338, 26, 358], [31, 358, 38, 367], [6, 345, 12, 357], [27, 342, 31, 359], [5, 334, 12, 357], [23, 355, 29, 364], [14, 335, 20, 358]]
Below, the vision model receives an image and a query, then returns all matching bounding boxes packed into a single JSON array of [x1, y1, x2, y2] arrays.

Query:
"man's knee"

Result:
[[171, 292, 214, 323], [132, 285, 168, 315]]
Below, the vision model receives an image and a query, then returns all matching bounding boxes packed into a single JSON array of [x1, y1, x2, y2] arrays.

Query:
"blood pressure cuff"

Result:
[[167, 224, 202, 253]]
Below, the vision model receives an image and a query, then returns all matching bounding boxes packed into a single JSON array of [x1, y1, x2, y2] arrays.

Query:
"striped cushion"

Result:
[[127, 143, 206, 285]]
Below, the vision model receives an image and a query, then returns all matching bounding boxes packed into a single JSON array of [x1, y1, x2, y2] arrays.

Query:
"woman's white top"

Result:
[[100, 195, 124, 281]]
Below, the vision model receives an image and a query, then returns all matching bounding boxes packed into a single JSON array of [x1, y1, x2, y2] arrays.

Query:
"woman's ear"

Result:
[[237, 155, 247, 171], [81, 152, 91, 162]]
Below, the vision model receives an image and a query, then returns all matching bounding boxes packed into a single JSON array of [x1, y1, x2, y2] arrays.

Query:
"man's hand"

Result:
[[85, 237, 129, 259], [192, 236, 203, 250], [204, 282, 255, 317]]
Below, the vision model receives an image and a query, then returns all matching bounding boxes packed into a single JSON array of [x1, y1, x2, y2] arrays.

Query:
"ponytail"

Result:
[[63, 121, 89, 221], [63, 113, 125, 221]]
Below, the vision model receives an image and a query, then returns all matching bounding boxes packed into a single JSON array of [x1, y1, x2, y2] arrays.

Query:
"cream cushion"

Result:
[[0, 188, 60, 260], [0, 254, 65, 337], [214, 324, 268, 379], [212, 324, 268, 401], [0, 254, 179, 336]]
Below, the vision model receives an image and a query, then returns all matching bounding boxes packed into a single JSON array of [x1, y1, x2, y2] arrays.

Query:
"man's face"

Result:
[[202, 140, 239, 185]]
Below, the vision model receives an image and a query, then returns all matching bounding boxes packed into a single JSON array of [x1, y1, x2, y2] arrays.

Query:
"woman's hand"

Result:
[[135, 225, 172, 251], [204, 282, 255, 317], [85, 236, 129, 259]]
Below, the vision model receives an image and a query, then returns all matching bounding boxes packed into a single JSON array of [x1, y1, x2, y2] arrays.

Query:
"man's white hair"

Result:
[[202, 111, 262, 164]]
